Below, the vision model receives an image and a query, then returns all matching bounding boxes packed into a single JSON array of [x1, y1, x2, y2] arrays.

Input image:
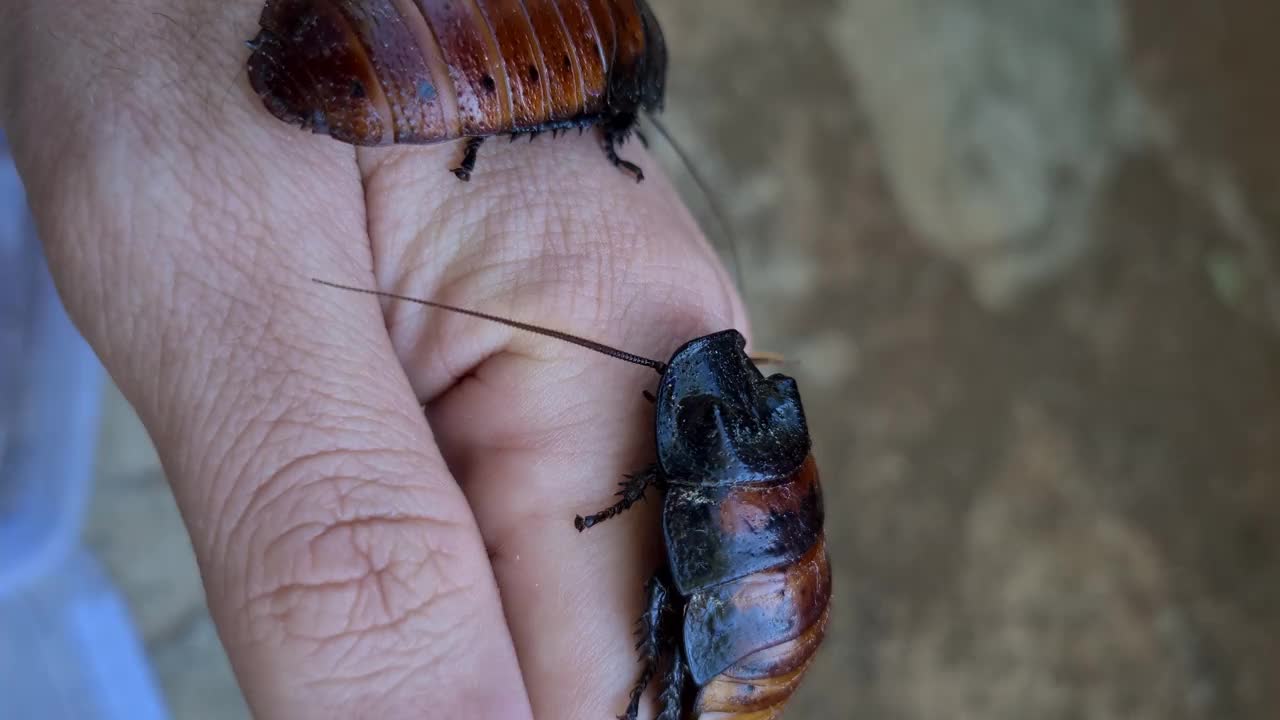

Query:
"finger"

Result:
[[349, 134, 748, 719], [2, 3, 531, 718]]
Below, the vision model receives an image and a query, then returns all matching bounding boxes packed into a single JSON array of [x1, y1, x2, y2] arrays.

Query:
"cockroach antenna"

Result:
[[311, 279, 668, 374]]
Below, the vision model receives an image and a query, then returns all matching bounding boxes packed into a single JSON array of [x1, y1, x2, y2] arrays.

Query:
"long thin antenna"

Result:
[[644, 113, 745, 297], [313, 279, 667, 374]]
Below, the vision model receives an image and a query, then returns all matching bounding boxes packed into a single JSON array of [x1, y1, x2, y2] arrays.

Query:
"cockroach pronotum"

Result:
[[247, 0, 667, 182], [314, 279, 830, 719]]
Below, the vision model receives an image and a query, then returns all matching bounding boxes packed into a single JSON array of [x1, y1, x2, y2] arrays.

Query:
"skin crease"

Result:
[[0, 2, 747, 719]]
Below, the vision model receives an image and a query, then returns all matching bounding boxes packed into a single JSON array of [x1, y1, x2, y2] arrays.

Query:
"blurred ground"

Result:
[[89, 0, 1280, 718]]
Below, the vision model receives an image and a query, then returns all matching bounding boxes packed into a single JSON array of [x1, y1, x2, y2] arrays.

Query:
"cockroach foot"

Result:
[[451, 136, 485, 182]]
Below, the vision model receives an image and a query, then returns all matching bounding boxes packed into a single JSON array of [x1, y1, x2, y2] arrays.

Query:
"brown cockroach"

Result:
[[246, 0, 667, 181], [314, 279, 830, 719]]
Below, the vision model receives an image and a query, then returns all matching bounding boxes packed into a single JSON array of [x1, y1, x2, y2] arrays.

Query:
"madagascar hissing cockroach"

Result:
[[246, 0, 667, 182], [313, 278, 830, 719]]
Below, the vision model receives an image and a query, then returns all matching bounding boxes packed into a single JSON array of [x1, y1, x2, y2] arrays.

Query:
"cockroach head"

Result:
[[655, 330, 810, 484], [247, 0, 384, 145]]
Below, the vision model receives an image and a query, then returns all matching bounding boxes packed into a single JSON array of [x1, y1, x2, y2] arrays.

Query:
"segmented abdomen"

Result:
[[668, 456, 832, 719], [690, 541, 831, 719], [246, 0, 659, 145]]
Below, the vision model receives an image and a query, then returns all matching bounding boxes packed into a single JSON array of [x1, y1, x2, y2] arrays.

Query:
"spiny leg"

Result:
[[619, 572, 672, 720], [451, 136, 485, 181], [602, 121, 644, 182], [574, 464, 662, 532], [655, 648, 688, 720]]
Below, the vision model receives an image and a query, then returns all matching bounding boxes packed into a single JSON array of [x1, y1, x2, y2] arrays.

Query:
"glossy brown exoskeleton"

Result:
[[246, 0, 667, 181], [576, 330, 830, 720], [313, 280, 830, 719]]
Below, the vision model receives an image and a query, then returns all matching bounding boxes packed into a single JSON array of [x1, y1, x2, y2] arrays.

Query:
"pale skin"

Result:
[[1, 3, 747, 719]]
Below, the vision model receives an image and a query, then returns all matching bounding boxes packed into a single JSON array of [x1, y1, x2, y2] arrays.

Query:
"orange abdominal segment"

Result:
[[692, 587, 830, 719]]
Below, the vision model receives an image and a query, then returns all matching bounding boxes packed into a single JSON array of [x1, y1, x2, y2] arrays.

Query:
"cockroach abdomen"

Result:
[[691, 601, 830, 717], [248, 0, 668, 178], [250, 0, 392, 145], [682, 536, 831, 686], [250, 0, 460, 145], [662, 457, 824, 594]]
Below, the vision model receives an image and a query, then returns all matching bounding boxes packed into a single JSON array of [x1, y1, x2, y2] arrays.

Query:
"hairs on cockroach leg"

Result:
[[655, 644, 687, 720], [642, 113, 745, 302], [621, 572, 674, 720], [311, 279, 668, 374], [574, 464, 663, 532]]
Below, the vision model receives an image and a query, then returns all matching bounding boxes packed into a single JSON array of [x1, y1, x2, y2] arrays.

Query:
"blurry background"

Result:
[[67, 0, 1280, 718]]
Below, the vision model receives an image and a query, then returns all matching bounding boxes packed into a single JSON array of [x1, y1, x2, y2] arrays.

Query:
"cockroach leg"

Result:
[[635, 129, 650, 149], [655, 643, 687, 720], [451, 137, 485, 182], [574, 464, 663, 531], [621, 572, 673, 720], [621, 658, 656, 720], [642, 390, 657, 404], [603, 119, 644, 183]]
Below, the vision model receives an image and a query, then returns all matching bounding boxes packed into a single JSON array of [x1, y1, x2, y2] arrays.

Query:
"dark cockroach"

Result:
[[313, 279, 830, 719], [246, 0, 667, 182]]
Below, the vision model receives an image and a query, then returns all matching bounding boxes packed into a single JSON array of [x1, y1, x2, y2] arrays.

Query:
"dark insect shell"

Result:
[[659, 331, 829, 718], [245, 0, 666, 176], [576, 330, 830, 719]]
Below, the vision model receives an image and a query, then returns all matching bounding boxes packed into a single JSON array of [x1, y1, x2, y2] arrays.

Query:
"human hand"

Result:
[[1, 2, 744, 718]]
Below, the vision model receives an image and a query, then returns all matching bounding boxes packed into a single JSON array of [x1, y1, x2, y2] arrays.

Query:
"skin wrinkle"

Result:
[[519, 234, 676, 341], [228, 444, 461, 550], [249, 556, 467, 640], [246, 515, 473, 637], [292, 580, 468, 646], [236, 449, 423, 534], [392, 251, 635, 371], [304, 661, 418, 697], [228, 421, 469, 532], [199, 297, 419, 515]]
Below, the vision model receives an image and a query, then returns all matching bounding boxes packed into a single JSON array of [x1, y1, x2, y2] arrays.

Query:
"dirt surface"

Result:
[[88, 1, 1280, 718], [651, 1, 1280, 717]]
